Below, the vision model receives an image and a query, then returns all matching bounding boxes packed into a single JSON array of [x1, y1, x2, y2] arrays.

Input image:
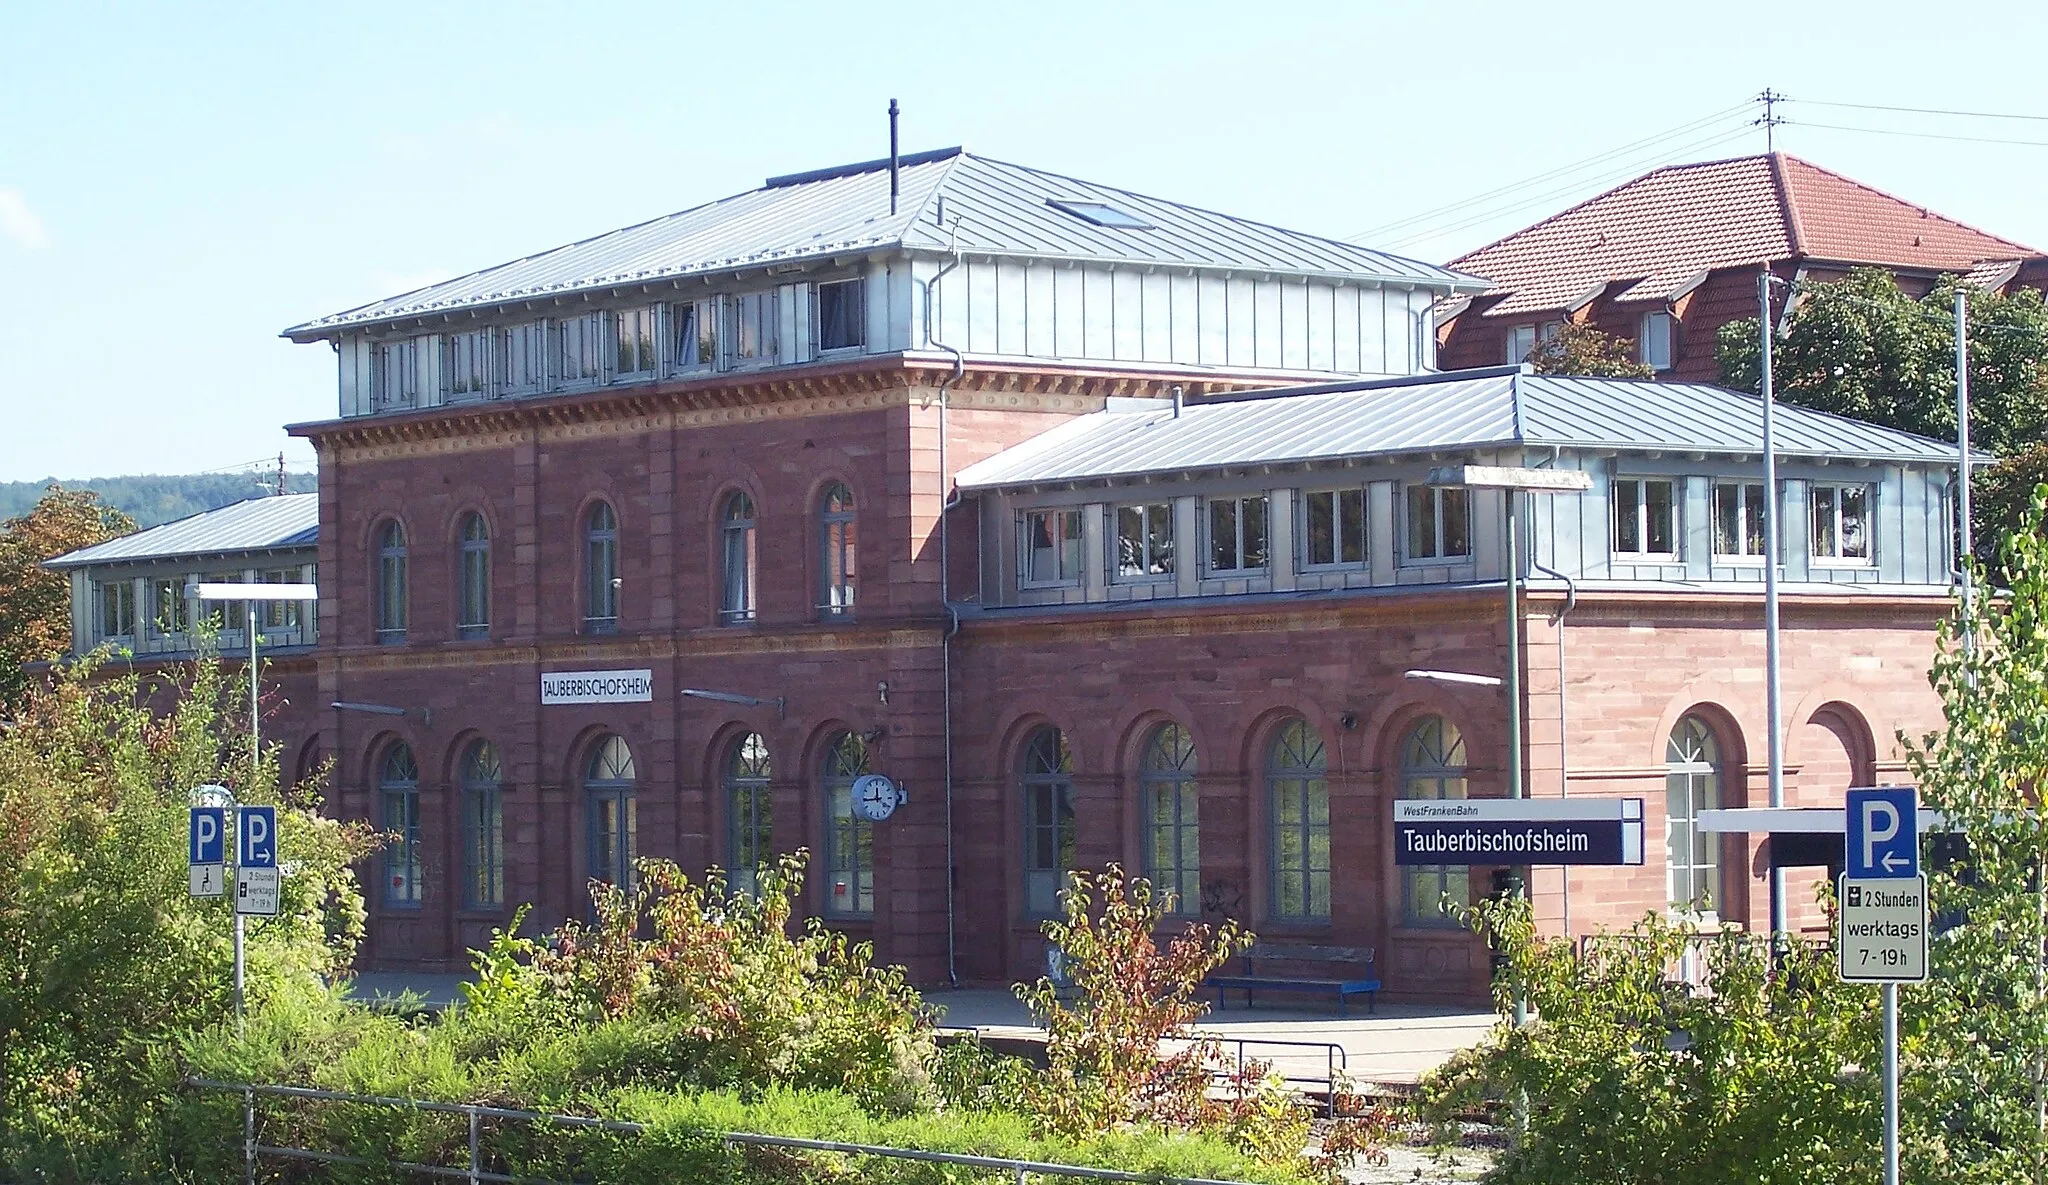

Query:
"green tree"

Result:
[[1525, 320, 1655, 379], [0, 654, 372, 1180], [1898, 484, 2048, 1180], [0, 486, 133, 713], [1716, 268, 2048, 565]]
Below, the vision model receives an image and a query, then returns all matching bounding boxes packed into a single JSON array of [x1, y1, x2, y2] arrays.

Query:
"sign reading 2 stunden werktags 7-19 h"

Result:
[[1840, 786, 1928, 984]]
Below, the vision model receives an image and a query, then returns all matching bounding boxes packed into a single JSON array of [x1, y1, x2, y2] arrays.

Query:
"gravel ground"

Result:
[[1339, 1125, 1499, 1184]]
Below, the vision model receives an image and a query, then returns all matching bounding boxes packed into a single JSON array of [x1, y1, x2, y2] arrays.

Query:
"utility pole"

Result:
[[275, 453, 287, 497], [1755, 89, 1786, 152], [1760, 270, 1788, 945]]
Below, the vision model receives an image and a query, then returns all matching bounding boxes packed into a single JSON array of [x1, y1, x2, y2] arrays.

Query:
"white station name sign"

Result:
[[541, 669, 655, 705], [1393, 798, 1645, 866]]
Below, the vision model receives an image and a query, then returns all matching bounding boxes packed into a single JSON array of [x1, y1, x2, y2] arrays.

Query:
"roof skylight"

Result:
[[1047, 199, 1155, 230]]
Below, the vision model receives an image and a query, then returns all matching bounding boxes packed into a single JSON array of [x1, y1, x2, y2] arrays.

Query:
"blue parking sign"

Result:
[[239, 806, 277, 869], [1846, 787, 1917, 879], [188, 807, 226, 865]]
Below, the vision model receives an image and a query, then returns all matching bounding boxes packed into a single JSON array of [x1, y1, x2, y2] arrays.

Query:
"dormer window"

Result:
[[730, 291, 779, 368], [1640, 311, 1676, 372], [555, 313, 603, 385], [672, 300, 717, 372], [613, 307, 657, 380], [499, 322, 544, 396], [373, 339, 418, 409], [816, 280, 864, 353], [446, 330, 490, 400], [1047, 199, 1154, 229]]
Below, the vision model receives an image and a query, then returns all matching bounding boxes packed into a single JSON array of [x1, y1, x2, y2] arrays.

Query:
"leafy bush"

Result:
[[0, 653, 374, 1181], [1419, 895, 1876, 1185], [459, 852, 936, 1111]]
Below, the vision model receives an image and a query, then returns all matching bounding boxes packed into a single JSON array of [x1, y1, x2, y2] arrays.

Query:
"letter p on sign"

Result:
[[1845, 787, 1917, 879], [239, 806, 277, 869]]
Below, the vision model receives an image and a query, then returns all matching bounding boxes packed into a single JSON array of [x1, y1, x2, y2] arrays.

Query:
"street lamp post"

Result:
[[1427, 464, 1592, 1028], [191, 580, 318, 1032]]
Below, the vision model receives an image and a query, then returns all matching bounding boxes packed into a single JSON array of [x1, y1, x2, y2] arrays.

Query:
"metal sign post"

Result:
[[1843, 786, 1923, 1185]]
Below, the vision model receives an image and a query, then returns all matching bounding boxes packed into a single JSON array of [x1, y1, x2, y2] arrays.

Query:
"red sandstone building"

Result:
[[56, 148, 1968, 1003], [1435, 152, 2047, 383]]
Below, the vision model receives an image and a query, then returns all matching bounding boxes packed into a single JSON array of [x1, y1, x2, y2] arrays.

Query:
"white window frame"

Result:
[[1505, 324, 1536, 364], [1019, 508, 1083, 589], [727, 289, 780, 370], [611, 306, 658, 382], [444, 329, 492, 401], [1640, 311, 1676, 372], [1403, 485, 1472, 564], [669, 299, 718, 375], [813, 279, 865, 355], [1611, 477, 1679, 559], [372, 338, 419, 410], [1811, 482, 1874, 565], [554, 312, 604, 388], [1112, 501, 1174, 583], [1711, 481, 1769, 562], [1299, 486, 1367, 571], [498, 321, 545, 396], [1204, 494, 1269, 576]]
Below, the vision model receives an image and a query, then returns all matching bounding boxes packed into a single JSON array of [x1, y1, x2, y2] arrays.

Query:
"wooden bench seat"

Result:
[[1204, 943, 1380, 1015]]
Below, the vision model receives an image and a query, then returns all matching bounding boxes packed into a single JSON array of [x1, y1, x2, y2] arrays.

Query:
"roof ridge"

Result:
[[1451, 153, 1774, 268], [1768, 152, 1808, 257], [897, 151, 970, 247], [1775, 153, 2039, 257]]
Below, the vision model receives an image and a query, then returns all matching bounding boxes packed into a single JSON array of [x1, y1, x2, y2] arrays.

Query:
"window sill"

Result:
[[1299, 563, 1368, 575], [1711, 556, 1768, 567], [1018, 581, 1082, 593], [1399, 556, 1473, 568], [1810, 557, 1875, 569], [1111, 574, 1176, 587], [1612, 552, 1681, 563]]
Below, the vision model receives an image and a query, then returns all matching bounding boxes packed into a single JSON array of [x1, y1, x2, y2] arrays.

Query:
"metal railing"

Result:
[[935, 1028, 1352, 1115], [187, 1078, 1265, 1185]]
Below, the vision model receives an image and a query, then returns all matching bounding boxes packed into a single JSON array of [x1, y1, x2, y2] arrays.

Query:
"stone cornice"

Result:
[[327, 620, 946, 674], [293, 354, 1280, 463]]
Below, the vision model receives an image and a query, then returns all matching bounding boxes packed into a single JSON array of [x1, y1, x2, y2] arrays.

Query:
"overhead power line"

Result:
[[1789, 98, 2048, 124], [1343, 102, 1754, 244], [1785, 119, 2048, 150]]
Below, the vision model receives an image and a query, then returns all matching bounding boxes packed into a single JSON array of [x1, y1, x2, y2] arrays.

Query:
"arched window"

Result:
[[818, 483, 857, 619], [584, 502, 619, 634], [720, 492, 757, 624], [462, 741, 503, 909], [1022, 726, 1076, 916], [376, 520, 408, 644], [457, 513, 490, 640], [1268, 720, 1329, 920], [1400, 717, 1468, 927], [1666, 716, 1723, 914], [1139, 723, 1199, 916], [726, 733, 773, 897], [586, 735, 636, 889], [821, 732, 873, 915], [380, 743, 421, 906]]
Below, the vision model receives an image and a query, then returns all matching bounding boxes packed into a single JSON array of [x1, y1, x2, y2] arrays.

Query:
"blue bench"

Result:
[[1205, 943, 1380, 1015]]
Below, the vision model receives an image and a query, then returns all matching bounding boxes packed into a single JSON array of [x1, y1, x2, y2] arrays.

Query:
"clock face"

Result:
[[851, 774, 898, 822]]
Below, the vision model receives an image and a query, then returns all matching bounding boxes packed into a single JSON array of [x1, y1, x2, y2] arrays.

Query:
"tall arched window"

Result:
[[1140, 723, 1199, 916], [1268, 720, 1329, 920], [818, 482, 857, 619], [821, 732, 873, 915], [380, 743, 421, 906], [457, 513, 490, 640], [1022, 726, 1076, 916], [376, 520, 408, 644], [726, 733, 773, 897], [586, 735, 636, 889], [1666, 716, 1723, 914], [721, 492, 757, 624], [1400, 717, 1468, 927], [462, 741, 503, 909], [584, 502, 619, 634]]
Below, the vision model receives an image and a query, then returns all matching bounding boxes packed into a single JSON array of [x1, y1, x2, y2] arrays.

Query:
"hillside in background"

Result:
[[0, 471, 318, 529]]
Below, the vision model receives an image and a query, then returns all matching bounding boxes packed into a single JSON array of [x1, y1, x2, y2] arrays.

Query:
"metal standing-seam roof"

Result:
[[45, 494, 319, 569], [954, 367, 1966, 491], [284, 149, 1488, 341]]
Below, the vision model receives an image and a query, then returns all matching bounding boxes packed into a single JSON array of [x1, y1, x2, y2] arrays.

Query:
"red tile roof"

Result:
[[1451, 153, 2037, 318]]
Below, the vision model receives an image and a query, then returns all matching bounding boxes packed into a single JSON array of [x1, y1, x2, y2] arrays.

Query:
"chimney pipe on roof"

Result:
[[1172, 384, 1184, 418], [888, 98, 901, 215]]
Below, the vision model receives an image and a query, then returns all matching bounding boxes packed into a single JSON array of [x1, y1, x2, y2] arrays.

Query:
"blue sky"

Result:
[[3, 0, 2044, 482]]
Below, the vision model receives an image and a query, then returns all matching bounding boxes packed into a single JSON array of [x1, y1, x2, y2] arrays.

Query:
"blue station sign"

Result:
[[1394, 798, 1645, 866]]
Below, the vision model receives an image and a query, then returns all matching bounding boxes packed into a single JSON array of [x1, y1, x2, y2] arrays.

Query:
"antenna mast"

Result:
[[1754, 88, 1786, 152], [888, 98, 901, 215]]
